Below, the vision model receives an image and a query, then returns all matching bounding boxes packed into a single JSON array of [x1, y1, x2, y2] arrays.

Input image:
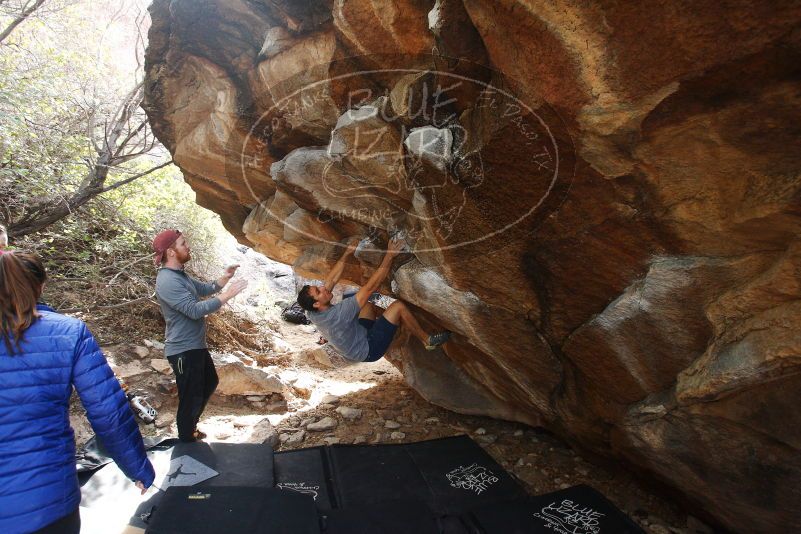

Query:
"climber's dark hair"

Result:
[[297, 285, 317, 312]]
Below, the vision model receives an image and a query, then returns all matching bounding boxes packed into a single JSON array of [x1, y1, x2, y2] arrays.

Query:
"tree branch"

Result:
[[6, 74, 167, 238], [0, 0, 47, 44], [113, 118, 148, 157], [58, 295, 158, 314], [97, 160, 173, 194]]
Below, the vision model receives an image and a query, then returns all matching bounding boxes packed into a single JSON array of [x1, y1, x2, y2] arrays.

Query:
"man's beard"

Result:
[[178, 250, 191, 264]]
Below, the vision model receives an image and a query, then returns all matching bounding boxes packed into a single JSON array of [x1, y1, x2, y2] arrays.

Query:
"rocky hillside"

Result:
[[142, 1, 801, 531]]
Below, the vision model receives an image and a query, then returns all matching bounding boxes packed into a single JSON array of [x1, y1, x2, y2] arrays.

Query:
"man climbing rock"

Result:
[[153, 229, 247, 442], [297, 238, 450, 362]]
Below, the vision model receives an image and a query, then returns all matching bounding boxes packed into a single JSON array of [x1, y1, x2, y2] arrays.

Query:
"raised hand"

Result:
[[226, 279, 248, 297], [386, 238, 405, 257], [220, 279, 248, 304], [224, 264, 240, 278], [345, 240, 359, 255]]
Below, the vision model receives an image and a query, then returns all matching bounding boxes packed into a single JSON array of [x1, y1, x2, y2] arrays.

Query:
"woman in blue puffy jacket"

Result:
[[0, 251, 155, 534]]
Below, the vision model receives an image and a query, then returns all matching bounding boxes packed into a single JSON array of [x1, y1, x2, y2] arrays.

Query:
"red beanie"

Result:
[[152, 229, 181, 266]]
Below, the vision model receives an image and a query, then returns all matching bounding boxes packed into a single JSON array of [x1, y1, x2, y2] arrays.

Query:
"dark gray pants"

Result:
[[167, 349, 218, 442]]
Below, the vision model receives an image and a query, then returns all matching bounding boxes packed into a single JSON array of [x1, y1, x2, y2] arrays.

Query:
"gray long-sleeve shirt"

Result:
[[155, 267, 222, 357]]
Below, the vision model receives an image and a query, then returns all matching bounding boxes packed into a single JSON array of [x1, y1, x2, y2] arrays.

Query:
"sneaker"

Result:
[[425, 331, 451, 350]]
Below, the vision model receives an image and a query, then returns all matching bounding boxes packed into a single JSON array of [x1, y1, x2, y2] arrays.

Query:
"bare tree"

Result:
[[0, 0, 47, 43], [1, 1, 172, 238], [6, 81, 172, 238]]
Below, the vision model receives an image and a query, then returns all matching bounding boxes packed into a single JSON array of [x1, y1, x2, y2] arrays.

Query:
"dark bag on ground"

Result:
[[282, 302, 310, 325]]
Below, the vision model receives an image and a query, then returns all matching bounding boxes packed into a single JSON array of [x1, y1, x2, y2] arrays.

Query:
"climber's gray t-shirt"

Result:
[[308, 296, 369, 362]]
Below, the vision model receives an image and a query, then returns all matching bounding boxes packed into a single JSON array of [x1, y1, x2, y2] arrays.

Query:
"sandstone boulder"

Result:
[[150, 359, 172, 375], [336, 406, 362, 420], [213, 355, 284, 397], [144, 1, 801, 529], [247, 418, 279, 447], [307, 417, 338, 432]]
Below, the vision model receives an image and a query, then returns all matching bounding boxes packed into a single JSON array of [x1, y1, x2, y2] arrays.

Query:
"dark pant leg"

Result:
[[199, 349, 218, 416], [168, 349, 208, 442], [33, 508, 80, 534]]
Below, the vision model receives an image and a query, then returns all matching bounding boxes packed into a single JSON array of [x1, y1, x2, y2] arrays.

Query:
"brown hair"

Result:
[[0, 251, 47, 354]]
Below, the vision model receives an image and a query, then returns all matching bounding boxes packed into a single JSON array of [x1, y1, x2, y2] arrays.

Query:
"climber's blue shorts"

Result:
[[359, 316, 398, 362]]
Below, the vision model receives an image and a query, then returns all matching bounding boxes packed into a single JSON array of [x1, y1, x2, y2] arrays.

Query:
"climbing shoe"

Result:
[[425, 331, 451, 350]]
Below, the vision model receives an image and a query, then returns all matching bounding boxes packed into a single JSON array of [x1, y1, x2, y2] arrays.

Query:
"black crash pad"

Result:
[[146, 486, 319, 534], [168, 441, 274, 488], [320, 499, 441, 534], [467, 485, 645, 534], [274, 446, 335, 510], [80, 442, 274, 533], [328, 435, 527, 515]]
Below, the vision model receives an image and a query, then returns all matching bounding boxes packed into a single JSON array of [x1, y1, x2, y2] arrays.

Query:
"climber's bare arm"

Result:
[[355, 239, 403, 308], [324, 240, 358, 291]]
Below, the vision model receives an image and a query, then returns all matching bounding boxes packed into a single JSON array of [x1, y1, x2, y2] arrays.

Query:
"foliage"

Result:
[[0, 1, 60, 44], [0, 9, 90, 222], [13, 194, 160, 342], [0, 0, 167, 237], [0, 1, 266, 352], [107, 164, 227, 280]]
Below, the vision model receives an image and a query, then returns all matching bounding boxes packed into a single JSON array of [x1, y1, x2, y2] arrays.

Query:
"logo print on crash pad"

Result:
[[534, 499, 605, 534], [276, 482, 320, 500], [446, 463, 499, 495]]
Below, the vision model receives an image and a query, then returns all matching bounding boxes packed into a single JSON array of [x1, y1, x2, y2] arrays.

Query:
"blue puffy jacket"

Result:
[[0, 304, 155, 533]]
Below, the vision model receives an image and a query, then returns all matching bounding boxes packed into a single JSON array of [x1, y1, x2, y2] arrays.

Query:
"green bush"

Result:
[[108, 164, 227, 279]]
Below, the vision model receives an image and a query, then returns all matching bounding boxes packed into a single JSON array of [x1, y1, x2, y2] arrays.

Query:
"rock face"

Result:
[[213, 354, 283, 396], [143, 1, 801, 530]]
